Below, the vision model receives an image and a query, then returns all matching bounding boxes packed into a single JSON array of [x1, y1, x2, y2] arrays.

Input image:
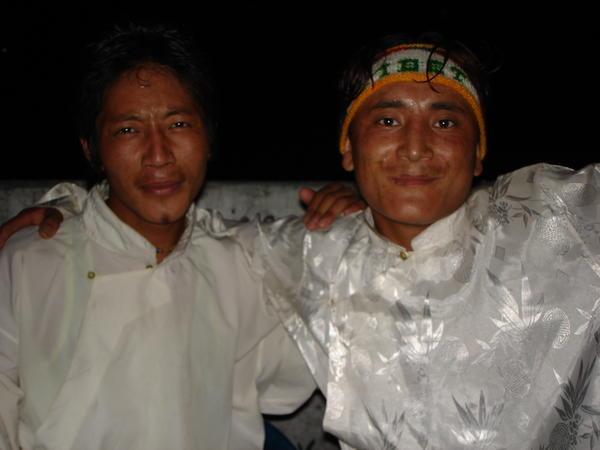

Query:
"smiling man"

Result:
[[341, 80, 483, 248], [245, 35, 600, 449], [0, 25, 321, 450]]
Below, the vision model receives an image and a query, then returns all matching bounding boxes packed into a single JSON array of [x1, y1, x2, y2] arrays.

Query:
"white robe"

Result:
[[244, 163, 600, 449], [0, 186, 315, 450]]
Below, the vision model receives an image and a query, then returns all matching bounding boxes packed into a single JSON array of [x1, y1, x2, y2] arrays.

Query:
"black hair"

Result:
[[77, 23, 216, 173]]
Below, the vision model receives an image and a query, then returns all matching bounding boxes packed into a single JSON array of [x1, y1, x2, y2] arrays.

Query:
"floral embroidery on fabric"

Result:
[[489, 173, 543, 228], [394, 299, 443, 361], [543, 356, 599, 449], [451, 391, 504, 448]]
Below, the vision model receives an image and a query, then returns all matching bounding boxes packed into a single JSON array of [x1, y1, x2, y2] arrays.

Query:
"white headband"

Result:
[[339, 44, 486, 159]]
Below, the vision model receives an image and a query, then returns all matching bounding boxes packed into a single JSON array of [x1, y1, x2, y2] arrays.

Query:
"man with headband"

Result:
[[239, 34, 600, 449], [4, 33, 600, 449]]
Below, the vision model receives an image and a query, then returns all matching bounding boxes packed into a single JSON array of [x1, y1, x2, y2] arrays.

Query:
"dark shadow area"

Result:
[[1, 3, 597, 182]]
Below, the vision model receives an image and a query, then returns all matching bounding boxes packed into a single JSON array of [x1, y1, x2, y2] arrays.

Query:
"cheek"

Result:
[[351, 123, 395, 159], [351, 146, 392, 177], [185, 146, 209, 173], [102, 154, 139, 184]]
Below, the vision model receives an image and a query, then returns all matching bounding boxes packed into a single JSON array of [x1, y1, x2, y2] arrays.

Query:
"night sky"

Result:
[[2, 2, 598, 184]]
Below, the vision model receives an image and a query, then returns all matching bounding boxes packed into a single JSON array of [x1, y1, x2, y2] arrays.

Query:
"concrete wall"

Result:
[[0, 180, 340, 450], [0, 180, 337, 223]]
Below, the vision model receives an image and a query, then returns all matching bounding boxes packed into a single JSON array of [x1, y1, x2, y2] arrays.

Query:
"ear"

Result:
[[80, 138, 92, 163], [341, 137, 354, 172]]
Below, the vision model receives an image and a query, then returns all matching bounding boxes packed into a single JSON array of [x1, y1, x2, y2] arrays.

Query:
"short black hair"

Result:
[[78, 23, 216, 173]]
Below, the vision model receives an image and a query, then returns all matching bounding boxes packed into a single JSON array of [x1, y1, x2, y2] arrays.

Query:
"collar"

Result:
[[363, 204, 468, 255], [82, 182, 196, 262]]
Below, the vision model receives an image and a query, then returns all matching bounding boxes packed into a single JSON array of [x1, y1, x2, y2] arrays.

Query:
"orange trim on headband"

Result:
[[381, 43, 437, 56], [339, 72, 487, 160]]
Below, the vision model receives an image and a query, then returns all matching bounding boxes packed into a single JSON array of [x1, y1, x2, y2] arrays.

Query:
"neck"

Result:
[[371, 215, 427, 251], [105, 196, 187, 263], [143, 222, 186, 257]]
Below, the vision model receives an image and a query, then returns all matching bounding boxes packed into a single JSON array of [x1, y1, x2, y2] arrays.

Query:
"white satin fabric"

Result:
[[244, 163, 600, 449], [0, 185, 315, 450]]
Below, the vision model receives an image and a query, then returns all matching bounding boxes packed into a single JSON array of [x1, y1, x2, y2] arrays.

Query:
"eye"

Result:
[[115, 127, 136, 136], [434, 118, 456, 129], [378, 117, 398, 127], [170, 121, 190, 129]]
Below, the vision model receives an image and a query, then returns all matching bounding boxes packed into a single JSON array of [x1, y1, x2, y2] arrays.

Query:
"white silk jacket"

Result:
[[0, 186, 315, 450], [238, 163, 600, 449]]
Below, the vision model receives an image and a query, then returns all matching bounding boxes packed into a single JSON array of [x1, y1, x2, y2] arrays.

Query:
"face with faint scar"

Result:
[[342, 81, 482, 249], [83, 64, 209, 238]]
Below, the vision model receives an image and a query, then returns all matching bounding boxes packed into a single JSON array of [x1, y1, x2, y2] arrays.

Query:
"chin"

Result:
[[156, 211, 187, 225], [139, 206, 187, 226]]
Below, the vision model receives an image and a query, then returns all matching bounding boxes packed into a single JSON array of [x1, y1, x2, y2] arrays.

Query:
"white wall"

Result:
[[0, 180, 336, 223]]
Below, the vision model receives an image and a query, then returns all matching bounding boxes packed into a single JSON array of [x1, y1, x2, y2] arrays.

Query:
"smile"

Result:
[[140, 180, 184, 196], [390, 175, 438, 186]]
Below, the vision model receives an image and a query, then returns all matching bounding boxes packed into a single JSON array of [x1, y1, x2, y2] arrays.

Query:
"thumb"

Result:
[[298, 187, 316, 206]]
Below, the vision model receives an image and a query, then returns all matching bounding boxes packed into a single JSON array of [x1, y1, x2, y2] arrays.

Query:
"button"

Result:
[[87, 271, 96, 279], [146, 264, 154, 269], [399, 250, 409, 261]]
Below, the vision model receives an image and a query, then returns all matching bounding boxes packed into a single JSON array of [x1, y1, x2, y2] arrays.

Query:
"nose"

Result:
[[398, 121, 432, 162], [143, 128, 175, 167]]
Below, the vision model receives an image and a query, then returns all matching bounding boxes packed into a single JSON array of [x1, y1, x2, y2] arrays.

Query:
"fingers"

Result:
[[301, 183, 345, 229], [39, 208, 64, 239], [298, 187, 316, 206], [308, 196, 366, 230], [0, 225, 10, 249], [300, 183, 365, 230], [341, 199, 367, 216], [0, 207, 45, 248], [0, 207, 64, 249]]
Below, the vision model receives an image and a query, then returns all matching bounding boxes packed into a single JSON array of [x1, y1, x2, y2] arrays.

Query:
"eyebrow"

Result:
[[371, 99, 408, 110], [430, 101, 468, 114], [106, 114, 143, 123], [370, 99, 468, 114], [106, 109, 197, 123], [164, 108, 196, 118]]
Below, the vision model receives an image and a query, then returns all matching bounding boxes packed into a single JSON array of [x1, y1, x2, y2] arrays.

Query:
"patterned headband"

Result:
[[339, 44, 486, 159]]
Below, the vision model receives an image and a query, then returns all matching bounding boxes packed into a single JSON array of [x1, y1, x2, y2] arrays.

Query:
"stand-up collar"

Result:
[[82, 182, 196, 262]]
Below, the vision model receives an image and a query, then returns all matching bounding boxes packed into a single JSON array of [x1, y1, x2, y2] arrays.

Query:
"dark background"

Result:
[[1, 2, 597, 183]]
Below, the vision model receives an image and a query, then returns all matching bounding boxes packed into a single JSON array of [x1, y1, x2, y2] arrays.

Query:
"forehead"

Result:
[[358, 80, 474, 112], [102, 65, 198, 113]]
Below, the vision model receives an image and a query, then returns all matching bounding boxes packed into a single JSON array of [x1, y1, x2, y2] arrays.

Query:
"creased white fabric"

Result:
[[0, 185, 315, 450], [248, 163, 600, 450]]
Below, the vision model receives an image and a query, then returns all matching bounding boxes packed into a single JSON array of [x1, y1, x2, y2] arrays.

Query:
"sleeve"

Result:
[[537, 163, 600, 258], [36, 182, 89, 220], [234, 217, 316, 414], [231, 227, 316, 414], [255, 324, 316, 414], [0, 247, 22, 449], [233, 216, 307, 308]]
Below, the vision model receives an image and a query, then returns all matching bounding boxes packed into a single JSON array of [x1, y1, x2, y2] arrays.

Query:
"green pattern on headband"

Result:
[[371, 48, 477, 100], [340, 44, 486, 158], [374, 57, 468, 82]]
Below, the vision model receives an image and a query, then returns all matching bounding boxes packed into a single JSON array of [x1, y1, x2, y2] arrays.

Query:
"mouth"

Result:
[[390, 175, 439, 186], [140, 179, 184, 196]]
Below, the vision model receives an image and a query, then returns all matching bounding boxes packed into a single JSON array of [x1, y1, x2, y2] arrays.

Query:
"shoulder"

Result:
[[486, 163, 600, 206], [1, 226, 40, 259], [1, 215, 84, 274], [301, 212, 368, 279]]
